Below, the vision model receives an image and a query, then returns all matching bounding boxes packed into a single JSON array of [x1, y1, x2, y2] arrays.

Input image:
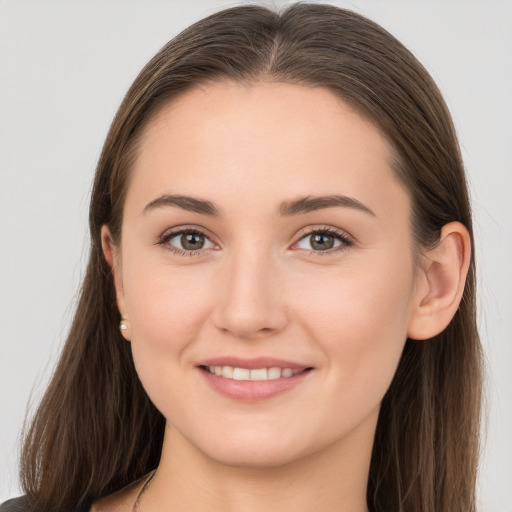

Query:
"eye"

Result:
[[158, 228, 216, 255], [293, 227, 353, 254]]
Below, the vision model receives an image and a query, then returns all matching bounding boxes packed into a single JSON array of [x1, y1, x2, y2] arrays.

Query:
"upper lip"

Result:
[[198, 356, 312, 370]]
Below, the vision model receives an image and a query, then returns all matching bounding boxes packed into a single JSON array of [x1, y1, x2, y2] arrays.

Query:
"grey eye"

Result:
[[168, 231, 215, 251], [296, 232, 343, 251], [310, 233, 336, 250]]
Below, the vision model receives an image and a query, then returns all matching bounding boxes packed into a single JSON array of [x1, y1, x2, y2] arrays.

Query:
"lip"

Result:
[[196, 357, 314, 402]]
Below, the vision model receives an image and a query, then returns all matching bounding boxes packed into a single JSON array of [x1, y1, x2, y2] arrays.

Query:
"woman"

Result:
[[1, 3, 482, 512]]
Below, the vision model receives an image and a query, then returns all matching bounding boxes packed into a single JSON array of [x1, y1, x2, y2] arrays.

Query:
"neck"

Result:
[[142, 418, 375, 512]]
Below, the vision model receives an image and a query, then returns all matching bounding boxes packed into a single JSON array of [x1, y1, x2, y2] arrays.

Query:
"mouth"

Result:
[[200, 365, 312, 381], [197, 358, 314, 401]]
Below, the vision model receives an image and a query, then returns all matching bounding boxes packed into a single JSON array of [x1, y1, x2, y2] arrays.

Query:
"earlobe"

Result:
[[101, 225, 131, 341], [407, 222, 471, 340]]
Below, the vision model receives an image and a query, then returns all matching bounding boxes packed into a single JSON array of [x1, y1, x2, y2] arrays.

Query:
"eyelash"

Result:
[[156, 225, 354, 257], [157, 226, 214, 257], [295, 226, 353, 256]]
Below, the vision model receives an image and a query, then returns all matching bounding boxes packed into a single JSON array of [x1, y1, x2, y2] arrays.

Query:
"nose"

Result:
[[212, 245, 289, 340]]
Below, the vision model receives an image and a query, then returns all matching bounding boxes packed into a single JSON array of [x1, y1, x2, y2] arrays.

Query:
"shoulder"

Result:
[[0, 474, 147, 512], [0, 496, 33, 512], [90, 475, 148, 512], [0, 496, 91, 512]]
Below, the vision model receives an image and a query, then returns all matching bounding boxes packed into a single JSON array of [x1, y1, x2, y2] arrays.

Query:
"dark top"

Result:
[[0, 496, 92, 512]]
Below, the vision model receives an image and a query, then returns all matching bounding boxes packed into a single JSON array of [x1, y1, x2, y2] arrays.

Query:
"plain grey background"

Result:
[[0, 1, 511, 510]]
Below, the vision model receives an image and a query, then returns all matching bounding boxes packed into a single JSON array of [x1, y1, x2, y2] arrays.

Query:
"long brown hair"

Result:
[[20, 3, 482, 511]]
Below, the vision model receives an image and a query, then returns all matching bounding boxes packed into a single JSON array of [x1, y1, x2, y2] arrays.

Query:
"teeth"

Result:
[[222, 366, 234, 378], [250, 368, 267, 380], [268, 367, 281, 379], [233, 367, 250, 380], [206, 365, 303, 381]]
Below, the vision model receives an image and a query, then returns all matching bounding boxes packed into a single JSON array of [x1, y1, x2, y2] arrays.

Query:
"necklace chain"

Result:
[[131, 470, 157, 512]]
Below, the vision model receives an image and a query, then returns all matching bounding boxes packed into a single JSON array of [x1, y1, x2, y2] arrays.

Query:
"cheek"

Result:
[[125, 262, 214, 350], [122, 258, 218, 417], [294, 251, 415, 390]]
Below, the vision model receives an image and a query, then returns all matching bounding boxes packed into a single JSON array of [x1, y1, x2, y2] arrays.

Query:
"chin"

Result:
[[188, 421, 326, 470], [203, 442, 304, 469]]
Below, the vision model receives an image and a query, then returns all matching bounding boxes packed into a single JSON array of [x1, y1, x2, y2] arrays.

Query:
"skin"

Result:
[[96, 81, 471, 512]]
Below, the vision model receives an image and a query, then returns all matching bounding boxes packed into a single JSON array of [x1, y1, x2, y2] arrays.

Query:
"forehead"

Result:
[[128, 80, 408, 221]]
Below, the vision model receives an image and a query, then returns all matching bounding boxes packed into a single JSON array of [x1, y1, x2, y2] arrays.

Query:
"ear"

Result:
[[101, 225, 130, 341], [407, 222, 471, 340]]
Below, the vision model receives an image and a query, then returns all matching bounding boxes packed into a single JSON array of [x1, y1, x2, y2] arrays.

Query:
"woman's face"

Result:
[[109, 81, 424, 468]]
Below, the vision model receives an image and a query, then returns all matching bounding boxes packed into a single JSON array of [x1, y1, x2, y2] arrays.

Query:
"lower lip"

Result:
[[198, 367, 312, 402]]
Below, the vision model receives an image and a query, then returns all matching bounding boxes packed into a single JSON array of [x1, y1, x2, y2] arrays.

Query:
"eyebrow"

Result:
[[143, 194, 375, 217], [143, 195, 220, 216], [279, 195, 375, 217]]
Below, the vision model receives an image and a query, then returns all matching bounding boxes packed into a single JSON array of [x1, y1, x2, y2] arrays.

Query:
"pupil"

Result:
[[311, 233, 334, 250], [182, 232, 204, 250]]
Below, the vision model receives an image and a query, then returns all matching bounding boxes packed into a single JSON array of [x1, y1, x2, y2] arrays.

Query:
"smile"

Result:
[[197, 357, 313, 401], [203, 365, 304, 380]]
